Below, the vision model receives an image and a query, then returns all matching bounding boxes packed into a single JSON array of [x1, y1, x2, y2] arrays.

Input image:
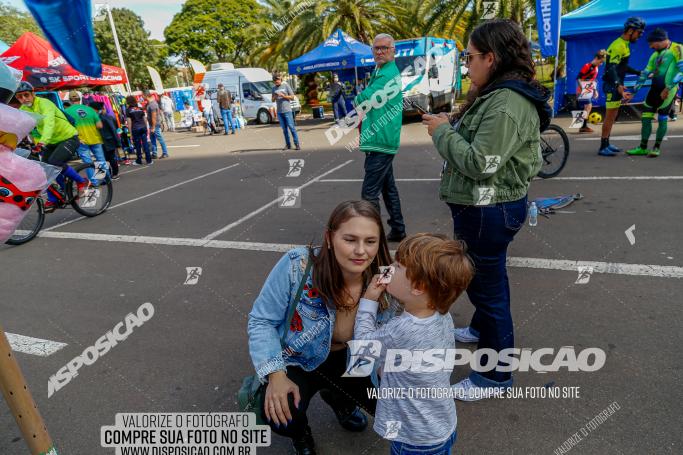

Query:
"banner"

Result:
[[536, 0, 562, 58], [147, 66, 164, 93]]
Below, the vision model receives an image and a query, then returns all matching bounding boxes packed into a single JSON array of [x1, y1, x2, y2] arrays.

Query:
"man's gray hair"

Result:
[[374, 33, 395, 46]]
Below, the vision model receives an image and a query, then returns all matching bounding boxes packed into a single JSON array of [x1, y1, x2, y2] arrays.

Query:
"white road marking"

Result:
[[35, 232, 683, 278], [43, 163, 241, 232], [319, 176, 683, 182], [5, 332, 67, 357], [202, 160, 354, 240], [576, 134, 683, 141]]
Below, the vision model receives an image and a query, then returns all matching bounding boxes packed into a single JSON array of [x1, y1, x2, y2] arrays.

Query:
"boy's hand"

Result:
[[363, 274, 387, 302]]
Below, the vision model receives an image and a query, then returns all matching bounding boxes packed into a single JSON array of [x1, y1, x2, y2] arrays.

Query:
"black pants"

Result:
[[259, 348, 376, 439], [361, 151, 406, 235], [44, 136, 79, 170], [103, 146, 119, 176]]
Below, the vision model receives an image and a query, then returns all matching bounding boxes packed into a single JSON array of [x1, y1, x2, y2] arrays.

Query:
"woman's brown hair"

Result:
[[310, 200, 391, 310], [454, 19, 546, 120], [125, 95, 138, 109]]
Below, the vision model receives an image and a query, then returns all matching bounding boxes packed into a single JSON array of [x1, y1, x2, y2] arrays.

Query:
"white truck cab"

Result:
[[202, 64, 301, 124]]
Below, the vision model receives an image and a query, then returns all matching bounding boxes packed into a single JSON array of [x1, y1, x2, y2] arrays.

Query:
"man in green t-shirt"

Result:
[[627, 28, 683, 157], [65, 91, 109, 181]]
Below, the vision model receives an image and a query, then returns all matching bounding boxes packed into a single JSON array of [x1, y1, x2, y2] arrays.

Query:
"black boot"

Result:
[[292, 425, 316, 455], [319, 389, 368, 432]]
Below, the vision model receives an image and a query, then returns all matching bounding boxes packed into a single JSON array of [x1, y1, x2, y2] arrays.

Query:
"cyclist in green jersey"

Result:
[[598, 17, 645, 157], [15, 81, 89, 210], [627, 28, 683, 157]]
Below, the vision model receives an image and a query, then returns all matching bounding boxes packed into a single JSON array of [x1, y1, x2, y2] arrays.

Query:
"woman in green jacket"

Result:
[[422, 19, 551, 400]]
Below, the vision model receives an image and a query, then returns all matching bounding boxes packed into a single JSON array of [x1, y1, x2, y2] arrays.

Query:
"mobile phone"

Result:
[[407, 99, 429, 115]]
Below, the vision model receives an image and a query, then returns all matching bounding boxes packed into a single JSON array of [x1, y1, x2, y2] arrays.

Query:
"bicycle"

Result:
[[6, 149, 113, 246], [537, 123, 570, 179]]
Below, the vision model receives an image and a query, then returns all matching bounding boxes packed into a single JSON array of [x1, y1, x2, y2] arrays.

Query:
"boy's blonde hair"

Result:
[[394, 233, 474, 314]]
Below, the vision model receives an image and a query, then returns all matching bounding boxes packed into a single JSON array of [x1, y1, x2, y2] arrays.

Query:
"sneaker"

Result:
[[44, 200, 57, 212], [607, 144, 623, 153], [111, 174, 120, 181], [578, 126, 594, 133], [453, 326, 479, 343], [451, 378, 504, 402], [295, 145, 301, 150], [133, 161, 141, 166], [598, 146, 617, 157], [145, 161, 154, 166], [647, 148, 660, 158], [283, 145, 292, 150], [76, 179, 91, 197], [626, 146, 650, 156]]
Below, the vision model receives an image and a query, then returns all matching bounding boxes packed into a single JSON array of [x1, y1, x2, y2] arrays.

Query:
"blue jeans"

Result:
[[149, 124, 168, 157], [448, 196, 527, 387], [277, 111, 299, 148], [390, 430, 457, 455], [77, 143, 108, 183], [332, 96, 347, 120], [131, 128, 152, 164], [221, 108, 234, 134], [361, 152, 405, 235]]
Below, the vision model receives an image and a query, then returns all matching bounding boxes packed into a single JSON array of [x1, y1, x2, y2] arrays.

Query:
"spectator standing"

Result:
[[160, 93, 175, 132], [356, 33, 406, 242], [201, 94, 218, 134], [575, 50, 606, 133], [125, 95, 152, 165], [328, 74, 347, 121], [146, 91, 169, 159], [272, 74, 300, 150], [217, 83, 236, 135]]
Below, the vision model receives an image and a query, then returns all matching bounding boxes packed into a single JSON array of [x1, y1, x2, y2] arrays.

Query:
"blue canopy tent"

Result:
[[288, 29, 375, 113], [288, 29, 374, 75], [554, 0, 683, 113]]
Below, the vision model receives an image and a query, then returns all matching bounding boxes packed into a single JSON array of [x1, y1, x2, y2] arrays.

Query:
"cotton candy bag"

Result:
[[0, 104, 61, 243]]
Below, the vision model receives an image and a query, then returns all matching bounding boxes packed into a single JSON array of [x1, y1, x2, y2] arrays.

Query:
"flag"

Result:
[[23, 0, 102, 77], [536, 0, 562, 58]]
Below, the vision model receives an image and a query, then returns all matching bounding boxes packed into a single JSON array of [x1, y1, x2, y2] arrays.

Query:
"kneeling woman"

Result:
[[247, 200, 398, 455]]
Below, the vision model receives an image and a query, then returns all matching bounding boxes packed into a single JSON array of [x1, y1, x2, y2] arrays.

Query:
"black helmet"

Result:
[[16, 81, 34, 93], [624, 17, 646, 32]]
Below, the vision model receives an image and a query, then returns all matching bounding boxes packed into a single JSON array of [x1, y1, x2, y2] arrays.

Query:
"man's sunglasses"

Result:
[[372, 46, 394, 54]]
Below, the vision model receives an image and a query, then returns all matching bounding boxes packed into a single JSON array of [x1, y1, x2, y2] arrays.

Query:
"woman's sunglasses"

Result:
[[461, 50, 484, 66]]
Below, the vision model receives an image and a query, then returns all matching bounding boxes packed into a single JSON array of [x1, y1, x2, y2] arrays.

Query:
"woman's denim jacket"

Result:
[[247, 247, 400, 382]]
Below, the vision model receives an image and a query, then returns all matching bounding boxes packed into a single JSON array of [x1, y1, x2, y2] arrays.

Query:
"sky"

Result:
[[6, 0, 184, 40]]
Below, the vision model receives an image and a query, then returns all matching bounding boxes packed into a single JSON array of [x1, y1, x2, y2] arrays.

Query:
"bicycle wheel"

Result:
[[538, 124, 570, 179], [67, 163, 113, 217], [5, 198, 45, 245]]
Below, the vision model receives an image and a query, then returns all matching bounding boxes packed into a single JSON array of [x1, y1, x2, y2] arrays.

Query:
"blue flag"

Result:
[[23, 0, 102, 77], [536, 0, 562, 58]]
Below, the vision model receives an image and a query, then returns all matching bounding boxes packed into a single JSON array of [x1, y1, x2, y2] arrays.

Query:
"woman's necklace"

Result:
[[337, 280, 367, 312]]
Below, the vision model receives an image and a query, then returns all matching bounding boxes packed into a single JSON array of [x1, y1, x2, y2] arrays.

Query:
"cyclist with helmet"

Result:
[[599, 16, 646, 157], [14, 81, 89, 210], [627, 28, 683, 158]]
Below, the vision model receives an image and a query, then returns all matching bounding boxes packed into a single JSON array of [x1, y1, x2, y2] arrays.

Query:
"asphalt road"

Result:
[[1, 113, 682, 455]]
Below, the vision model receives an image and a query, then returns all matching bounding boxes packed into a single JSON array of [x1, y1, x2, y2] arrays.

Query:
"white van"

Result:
[[202, 64, 301, 124]]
